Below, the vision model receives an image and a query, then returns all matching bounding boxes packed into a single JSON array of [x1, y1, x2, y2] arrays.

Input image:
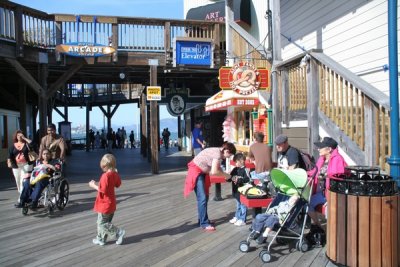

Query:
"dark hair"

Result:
[[47, 123, 56, 130], [233, 153, 245, 162], [12, 130, 24, 143], [254, 132, 264, 143], [221, 142, 236, 155], [195, 120, 202, 125]]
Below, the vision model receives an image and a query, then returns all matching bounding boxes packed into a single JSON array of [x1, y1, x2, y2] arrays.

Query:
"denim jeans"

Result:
[[30, 179, 49, 204], [194, 173, 210, 228], [233, 192, 247, 222]]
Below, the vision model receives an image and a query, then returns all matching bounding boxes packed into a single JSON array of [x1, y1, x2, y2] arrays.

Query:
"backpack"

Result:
[[296, 148, 316, 172]]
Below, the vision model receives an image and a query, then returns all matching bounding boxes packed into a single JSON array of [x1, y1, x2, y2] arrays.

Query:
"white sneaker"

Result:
[[234, 220, 246, 226], [229, 217, 238, 224], [92, 238, 105, 246], [116, 229, 125, 245]]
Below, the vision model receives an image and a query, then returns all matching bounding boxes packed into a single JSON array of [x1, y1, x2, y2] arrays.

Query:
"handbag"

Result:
[[27, 144, 38, 162]]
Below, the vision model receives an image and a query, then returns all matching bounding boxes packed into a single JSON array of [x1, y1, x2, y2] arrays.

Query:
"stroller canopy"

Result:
[[270, 168, 311, 199]]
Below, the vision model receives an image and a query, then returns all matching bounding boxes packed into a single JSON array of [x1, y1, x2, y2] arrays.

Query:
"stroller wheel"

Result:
[[296, 240, 309, 252], [259, 250, 271, 263], [22, 204, 29, 215], [239, 241, 250, 253]]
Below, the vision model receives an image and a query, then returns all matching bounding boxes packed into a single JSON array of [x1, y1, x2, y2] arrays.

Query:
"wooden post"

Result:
[[364, 97, 377, 166], [307, 58, 320, 158], [164, 22, 171, 65], [85, 102, 90, 152], [55, 21, 62, 62], [14, 6, 24, 58], [149, 59, 159, 173], [18, 80, 27, 133], [140, 92, 147, 157], [177, 115, 182, 151], [112, 23, 118, 63], [281, 68, 289, 126], [38, 64, 48, 136]]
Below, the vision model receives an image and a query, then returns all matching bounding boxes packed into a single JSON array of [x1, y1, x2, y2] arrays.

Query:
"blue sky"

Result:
[[12, 0, 183, 129]]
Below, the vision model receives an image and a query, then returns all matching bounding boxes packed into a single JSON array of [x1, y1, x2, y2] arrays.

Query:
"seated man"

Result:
[[18, 149, 61, 209]]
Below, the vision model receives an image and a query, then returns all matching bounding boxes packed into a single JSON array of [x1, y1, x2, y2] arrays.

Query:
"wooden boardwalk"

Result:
[[0, 148, 333, 267]]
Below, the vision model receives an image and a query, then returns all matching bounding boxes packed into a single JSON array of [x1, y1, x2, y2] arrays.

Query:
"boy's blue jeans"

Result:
[[233, 192, 247, 222], [194, 173, 210, 228]]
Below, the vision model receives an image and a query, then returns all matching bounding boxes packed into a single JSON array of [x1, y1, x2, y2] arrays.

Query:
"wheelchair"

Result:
[[22, 169, 70, 216]]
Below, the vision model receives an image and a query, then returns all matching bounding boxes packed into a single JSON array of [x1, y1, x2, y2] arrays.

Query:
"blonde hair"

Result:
[[100, 154, 117, 171]]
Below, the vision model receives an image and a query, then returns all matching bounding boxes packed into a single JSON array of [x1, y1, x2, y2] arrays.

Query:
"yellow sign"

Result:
[[147, 86, 161, 101]]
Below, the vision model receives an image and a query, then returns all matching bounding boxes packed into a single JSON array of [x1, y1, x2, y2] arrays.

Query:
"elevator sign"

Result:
[[173, 38, 213, 67], [146, 86, 161, 101]]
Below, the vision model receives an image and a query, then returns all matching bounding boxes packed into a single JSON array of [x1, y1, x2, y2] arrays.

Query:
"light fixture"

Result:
[[119, 72, 126, 80]]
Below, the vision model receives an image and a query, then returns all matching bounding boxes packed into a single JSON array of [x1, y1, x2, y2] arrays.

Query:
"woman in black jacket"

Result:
[[7, 130, 34, 207]]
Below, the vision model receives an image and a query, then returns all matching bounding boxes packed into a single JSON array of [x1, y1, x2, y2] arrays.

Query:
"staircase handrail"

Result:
[[310, 51, 390, 110]]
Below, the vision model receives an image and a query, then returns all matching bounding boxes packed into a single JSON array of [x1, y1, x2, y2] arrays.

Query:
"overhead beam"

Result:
[[53, 106, 66, 120], [47, 63, 83, 99], [4, 58, 43, 95]]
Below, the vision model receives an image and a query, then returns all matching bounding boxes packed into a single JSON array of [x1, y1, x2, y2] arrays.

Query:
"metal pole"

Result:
[[388, 0, 400, 186]]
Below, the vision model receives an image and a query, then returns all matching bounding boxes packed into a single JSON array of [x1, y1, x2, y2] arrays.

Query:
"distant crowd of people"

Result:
[[88, 127, 138, 151]]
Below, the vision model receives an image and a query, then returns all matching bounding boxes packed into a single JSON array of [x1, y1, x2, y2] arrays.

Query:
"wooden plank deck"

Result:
[[0, 148, 332, 267]]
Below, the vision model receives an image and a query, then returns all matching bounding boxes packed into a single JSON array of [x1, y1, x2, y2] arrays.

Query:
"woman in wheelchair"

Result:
[[18, 149, 61, 209]]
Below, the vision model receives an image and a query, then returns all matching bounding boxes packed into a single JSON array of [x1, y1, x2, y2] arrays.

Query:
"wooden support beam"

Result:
[[14, 6, 24, 57], [110, 104, 120, 117], [19, 80, 27, 132], [4, 58, 43, 95], [140, 94, 147, 157], [150, 64, 159, 174], [307, 58, 320, 159], [47, 64, 83, 98], [85, 102, 90, 152]]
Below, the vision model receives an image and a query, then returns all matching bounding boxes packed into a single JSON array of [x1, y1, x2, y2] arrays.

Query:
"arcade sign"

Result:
[[56, 42, 116, 57], [219, 62, 269, 94]]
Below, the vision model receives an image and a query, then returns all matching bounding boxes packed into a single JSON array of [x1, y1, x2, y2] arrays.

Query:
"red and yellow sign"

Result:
[[219, 62, 269, 93]]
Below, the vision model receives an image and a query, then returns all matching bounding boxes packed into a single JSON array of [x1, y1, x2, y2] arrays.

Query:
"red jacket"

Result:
[[184, 160, 210, 198], [94, 171, 121, 214]]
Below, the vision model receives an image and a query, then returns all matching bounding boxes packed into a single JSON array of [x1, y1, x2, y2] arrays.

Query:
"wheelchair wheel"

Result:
[[56, 180, 69, 210]]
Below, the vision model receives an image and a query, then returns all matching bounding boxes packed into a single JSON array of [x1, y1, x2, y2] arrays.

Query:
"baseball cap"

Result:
[[275, 134, 288, 145], [314, 137, 338, 149]]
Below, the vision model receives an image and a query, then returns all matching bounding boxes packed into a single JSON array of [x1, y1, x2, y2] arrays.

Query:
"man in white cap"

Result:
[[275, 134, 302, 170]]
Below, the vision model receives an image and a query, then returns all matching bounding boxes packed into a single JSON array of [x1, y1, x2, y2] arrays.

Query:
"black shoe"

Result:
[[249, 231, 260, 240], [30, 202, 38, 210], [256, 235, 267, 245]]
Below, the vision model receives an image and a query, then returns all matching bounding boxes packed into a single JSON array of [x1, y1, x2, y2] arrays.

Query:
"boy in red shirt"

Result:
[[89, 154, 125, 246]]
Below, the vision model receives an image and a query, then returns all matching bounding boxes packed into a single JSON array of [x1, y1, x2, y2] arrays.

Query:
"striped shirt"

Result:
[[193, 147, 223, 173]]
